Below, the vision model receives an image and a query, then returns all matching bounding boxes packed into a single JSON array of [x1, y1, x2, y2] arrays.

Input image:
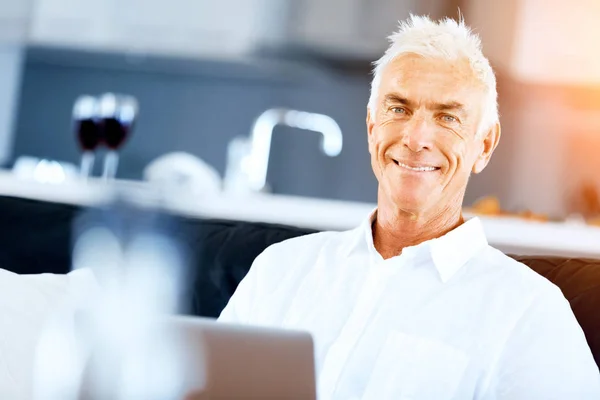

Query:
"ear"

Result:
[[472, 122, 501, 174]]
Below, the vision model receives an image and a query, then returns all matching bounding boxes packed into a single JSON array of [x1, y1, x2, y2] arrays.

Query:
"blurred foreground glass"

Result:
[[33, 200, 193, 399], [73, 95, 101, 180], [98, 93, 138, 181]]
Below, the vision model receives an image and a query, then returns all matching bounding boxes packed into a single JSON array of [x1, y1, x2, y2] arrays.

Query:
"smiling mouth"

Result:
[[393, 159, 440, 172]]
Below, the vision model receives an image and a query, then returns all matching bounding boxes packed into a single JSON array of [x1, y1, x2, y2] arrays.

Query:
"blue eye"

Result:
[[391, 107, 406, 114], [442, 114, 457, 123]]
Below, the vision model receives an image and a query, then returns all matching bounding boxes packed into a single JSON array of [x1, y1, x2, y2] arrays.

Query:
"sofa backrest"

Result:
[[195, 221, 600, 369], [1, 196, 598, 368]]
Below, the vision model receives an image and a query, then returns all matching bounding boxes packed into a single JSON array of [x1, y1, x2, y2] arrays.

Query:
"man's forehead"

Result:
[[383, 53, 475, 80], [380, 55, 485, 106]]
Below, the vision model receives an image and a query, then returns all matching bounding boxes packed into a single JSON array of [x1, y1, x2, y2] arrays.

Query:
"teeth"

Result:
[[398, 162, 436, 172]]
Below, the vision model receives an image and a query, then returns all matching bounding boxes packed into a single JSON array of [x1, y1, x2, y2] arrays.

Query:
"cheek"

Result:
[[367, 132, 375, 153], [444, 143, 479, 184], [368, 132, 391, 179], [367, 135, 377, 163], [367, 132, 380, 171], [368, 127, 385, 159], [443, 136, 468, 162], [371, 140, 385, 173], [459, 142, 482, 169], [371, 121, 397, 153]]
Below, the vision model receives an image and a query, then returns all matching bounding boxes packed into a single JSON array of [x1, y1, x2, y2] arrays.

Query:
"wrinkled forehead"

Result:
[[379, 53, 486, 108]]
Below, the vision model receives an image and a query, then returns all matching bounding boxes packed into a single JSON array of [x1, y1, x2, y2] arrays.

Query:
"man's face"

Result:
[[367, 53, 499, 215]]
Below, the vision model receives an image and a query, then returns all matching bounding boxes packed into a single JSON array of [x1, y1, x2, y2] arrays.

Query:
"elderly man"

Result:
[[219, 15, 600, 399]]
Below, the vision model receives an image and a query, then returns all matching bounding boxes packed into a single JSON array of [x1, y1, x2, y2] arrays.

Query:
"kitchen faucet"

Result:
[[225, 108, 343, 193]]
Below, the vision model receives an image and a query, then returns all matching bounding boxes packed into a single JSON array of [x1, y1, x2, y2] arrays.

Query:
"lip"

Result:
[[392, 159, 440, 172]]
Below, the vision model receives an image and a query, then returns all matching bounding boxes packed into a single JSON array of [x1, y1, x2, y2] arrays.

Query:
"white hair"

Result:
[[368, 14, 498, 136]]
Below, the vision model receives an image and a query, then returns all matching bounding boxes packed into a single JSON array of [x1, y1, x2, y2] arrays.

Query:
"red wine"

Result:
[[101, 117, 133, 150], [76, 118, 101, 151]]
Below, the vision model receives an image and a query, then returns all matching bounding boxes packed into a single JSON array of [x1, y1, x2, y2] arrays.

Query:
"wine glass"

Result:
[[73, 95, 101, 180], [98, 93, 139, 181]]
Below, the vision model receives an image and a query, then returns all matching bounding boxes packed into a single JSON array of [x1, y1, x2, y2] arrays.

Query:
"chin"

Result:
[[386, 189, 431, 214]]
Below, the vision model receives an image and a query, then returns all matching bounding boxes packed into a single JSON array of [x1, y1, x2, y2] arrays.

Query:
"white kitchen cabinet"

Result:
[[281, 0, 418, 59], [28, 0, 269, 58], [0, 170, 598, 258], [114, 0, 269, 58], [0, 47, 24, 166], [0, 0, 34, 44], [26, 0, 427, 60], [28, 0, 109, 49], [0, 0, 31, 168]]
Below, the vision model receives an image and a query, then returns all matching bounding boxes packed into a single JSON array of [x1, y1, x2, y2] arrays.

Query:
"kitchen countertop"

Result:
[[0, 171, 599, 258]]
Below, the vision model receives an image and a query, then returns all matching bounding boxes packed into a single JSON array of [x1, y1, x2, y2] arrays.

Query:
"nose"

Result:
[[402, 116, 433, 153]]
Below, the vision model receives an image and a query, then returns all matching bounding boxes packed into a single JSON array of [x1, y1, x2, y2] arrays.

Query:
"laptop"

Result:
[[167, 316, 317, 399]]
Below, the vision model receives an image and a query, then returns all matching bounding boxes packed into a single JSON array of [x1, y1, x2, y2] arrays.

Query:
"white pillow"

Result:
[[0, 268, 98, 400]]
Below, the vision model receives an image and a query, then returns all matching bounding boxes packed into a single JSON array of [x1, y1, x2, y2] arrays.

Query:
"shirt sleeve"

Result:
[[485, 284, 600, 399]]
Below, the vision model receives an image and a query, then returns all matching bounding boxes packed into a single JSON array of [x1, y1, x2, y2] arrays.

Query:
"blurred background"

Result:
[[0, 0, 599, 219]]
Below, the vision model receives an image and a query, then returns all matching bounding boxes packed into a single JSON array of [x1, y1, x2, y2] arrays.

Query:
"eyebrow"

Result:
[[384, 94, 466, 115], [384, 94, 415, 107]]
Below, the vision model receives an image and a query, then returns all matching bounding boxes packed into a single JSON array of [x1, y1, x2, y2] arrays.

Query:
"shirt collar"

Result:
[[343, 207, 377, 258], [428, 217, 488, 282], [345, 209, 488, 283]]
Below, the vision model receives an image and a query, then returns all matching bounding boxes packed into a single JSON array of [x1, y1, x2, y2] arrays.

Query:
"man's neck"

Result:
[[373, 197, 464, 260]]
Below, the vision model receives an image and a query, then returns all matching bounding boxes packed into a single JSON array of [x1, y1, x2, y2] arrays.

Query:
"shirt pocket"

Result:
[[361, 331, 469, 400]]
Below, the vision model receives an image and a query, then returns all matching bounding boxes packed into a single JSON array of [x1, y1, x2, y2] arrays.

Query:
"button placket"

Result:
[[319, 255, 403, 398]]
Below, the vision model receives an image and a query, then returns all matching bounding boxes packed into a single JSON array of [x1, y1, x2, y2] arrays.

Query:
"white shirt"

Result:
[[219, 214, 600, 399]]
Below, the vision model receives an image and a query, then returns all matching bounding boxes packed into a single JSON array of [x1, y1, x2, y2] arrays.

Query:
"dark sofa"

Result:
[[1, 195, 599, 368]]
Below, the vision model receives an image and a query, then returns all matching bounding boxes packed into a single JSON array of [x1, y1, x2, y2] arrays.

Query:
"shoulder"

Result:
[[479, 251, 600, 397], [247, 228, 356, 284], [258, 228, 356, 260], [470, 246, 567, 304]]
